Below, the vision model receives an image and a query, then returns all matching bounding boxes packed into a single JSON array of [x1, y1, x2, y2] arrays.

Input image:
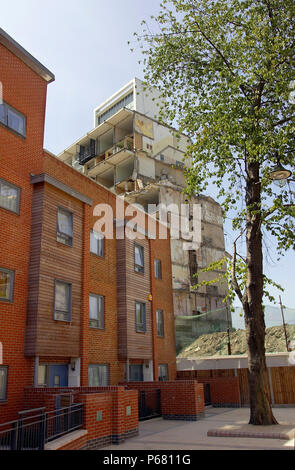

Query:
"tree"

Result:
[[134, 0, 295, 425]]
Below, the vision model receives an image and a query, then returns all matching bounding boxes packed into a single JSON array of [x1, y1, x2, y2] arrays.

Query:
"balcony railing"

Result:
[[0, 403, 83, 450]]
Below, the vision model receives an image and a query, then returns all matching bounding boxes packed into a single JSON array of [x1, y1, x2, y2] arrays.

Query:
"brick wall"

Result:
[[23, 386, 138, 449], [0, 40, 48, 423], [123, 380, 205, 420], [177, 371, 241, 407], [150, 235, 177, 381]]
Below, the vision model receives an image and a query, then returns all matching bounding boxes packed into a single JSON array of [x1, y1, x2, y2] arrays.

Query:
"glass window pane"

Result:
[[89, 295, 98, 320], [90, 230, 104, 256], [90, 231, 98, 254], [55, 281, 70, 320], [7, 107, 25, 136], [88, 365, 109, 386], [58, 209, 72, 236], [0, 368, 7, 400], [158, 364, 168, 381], [136, 302, 145, 332], [38, 365, 47, 386], [156, 310, 164, 336], [0, 103, 6, 125], [135, 245, 144, 272], [0, 269, 13, 301], [0, 180, 19, 213], [89, 294, 104, 328]]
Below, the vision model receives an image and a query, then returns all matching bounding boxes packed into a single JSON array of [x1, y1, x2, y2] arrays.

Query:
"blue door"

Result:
[[48, 365, 68, 388]]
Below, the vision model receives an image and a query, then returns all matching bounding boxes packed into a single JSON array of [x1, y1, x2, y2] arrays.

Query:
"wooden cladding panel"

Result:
[[25, 183, 44, 356], [271, 367, 295, 404], [26, 182, 83, 357], [116, 236, 153, 360]]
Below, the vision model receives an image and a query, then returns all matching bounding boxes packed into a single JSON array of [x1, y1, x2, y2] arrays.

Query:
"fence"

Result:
[[0, 403, 83, 450], [175, 307, 231, 355]]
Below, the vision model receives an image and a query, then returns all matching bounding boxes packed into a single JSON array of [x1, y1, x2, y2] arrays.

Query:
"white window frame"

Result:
[[0, 267, 15, 302], [0, 178, 21, 214], [90, 229, 104, 257], [89, 293, 104, 329], [56, 207, 73, 246], [54, 279, 72, 322]]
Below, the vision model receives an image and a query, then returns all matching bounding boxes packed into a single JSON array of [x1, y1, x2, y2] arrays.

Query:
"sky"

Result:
[[1, 0, 295, 311]]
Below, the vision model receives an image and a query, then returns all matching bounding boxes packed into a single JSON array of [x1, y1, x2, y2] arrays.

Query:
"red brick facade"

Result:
[[0, 29, 178, 437]]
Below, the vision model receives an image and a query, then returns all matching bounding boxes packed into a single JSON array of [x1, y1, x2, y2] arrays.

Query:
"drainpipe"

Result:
[[126, 359, 130, 382], [33, 357, 39, 387]]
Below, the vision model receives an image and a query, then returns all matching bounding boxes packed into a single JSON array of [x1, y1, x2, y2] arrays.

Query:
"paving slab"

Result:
[[103, 407, 295, 450], [207, 423, 295, 440]]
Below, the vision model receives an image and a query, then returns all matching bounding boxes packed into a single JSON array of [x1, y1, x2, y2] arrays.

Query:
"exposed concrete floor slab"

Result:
[[103, 407, 295, 450]]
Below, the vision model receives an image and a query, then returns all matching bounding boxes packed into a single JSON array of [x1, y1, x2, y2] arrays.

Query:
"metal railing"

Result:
[[0, 403, 83, 450]]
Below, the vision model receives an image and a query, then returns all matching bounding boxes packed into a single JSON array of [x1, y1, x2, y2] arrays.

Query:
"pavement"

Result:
[[103, 407, 295, 450]]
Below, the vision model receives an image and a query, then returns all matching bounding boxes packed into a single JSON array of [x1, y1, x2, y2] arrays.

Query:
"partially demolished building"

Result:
[[58, 78, 229, 317]]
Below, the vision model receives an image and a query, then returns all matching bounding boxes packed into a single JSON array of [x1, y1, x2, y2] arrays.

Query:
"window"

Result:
[[0, 102, 26, 137], [129, 364, 143, 382], [88, 364, 109, 386], [54, 280, 72, 322], [0, 268, 14, 302], [154, 259, 162, 280], [156, 309, 164, 337], [38, 365, 48, 387], [135, 301, 146, 333], [0, 367, 8, 401], [57, 207, 73, 246], [158, 364, 169, 381], [134, 244, 144, 273], [90, 230, 104, 257], [89, 294, 104, 329], [0, 178, 20, 214]]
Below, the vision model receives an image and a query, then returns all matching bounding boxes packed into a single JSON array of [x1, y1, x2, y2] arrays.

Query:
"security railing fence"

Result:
[[0, 403, 83, 450]]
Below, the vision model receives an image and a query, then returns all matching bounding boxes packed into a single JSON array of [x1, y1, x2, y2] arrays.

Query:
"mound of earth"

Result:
[[177, 324, 295, 358]]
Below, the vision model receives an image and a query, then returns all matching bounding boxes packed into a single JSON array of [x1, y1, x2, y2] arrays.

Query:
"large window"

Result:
[[90, 230, 104, 257], [158, 364, 169, 381], [88, 364, 109, 386], [135, 301, 146, 333], [134, 244, 144, 274], [54, 280, 72, 322], [0, 178, 20, 214], [156, 309, 164, 337], [0, 367, 8, 401], [89, 294, 104, 329], [0, 102, 26, 137], [57, 207, 73, 246], [154, 259, 162, 280], [0, 268, 14, 302]]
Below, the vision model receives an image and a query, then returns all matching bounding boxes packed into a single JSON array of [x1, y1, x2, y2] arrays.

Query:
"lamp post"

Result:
[[269, 151, 293, 183]]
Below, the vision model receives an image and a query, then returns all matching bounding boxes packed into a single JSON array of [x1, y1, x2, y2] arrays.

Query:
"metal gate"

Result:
[[138, 389, 161, 421], [204, 383, 211, 406]]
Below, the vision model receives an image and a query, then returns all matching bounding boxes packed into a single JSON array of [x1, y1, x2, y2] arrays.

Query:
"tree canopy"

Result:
[[134, 0, 295, 256]]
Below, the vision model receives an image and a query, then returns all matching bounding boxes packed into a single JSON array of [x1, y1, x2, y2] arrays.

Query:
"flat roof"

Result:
[[0, 28, 55, 83]]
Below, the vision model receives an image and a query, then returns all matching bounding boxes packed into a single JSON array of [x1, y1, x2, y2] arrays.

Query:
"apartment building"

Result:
[[0, 29, 177, 428], [58, 78, 229, 319]]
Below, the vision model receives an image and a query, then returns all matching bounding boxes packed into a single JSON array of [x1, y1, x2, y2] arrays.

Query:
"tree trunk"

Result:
[[244, 163, 278, 425]]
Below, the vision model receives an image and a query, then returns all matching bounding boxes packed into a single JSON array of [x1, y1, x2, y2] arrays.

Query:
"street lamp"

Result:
[[269, 151, 292, 183]]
